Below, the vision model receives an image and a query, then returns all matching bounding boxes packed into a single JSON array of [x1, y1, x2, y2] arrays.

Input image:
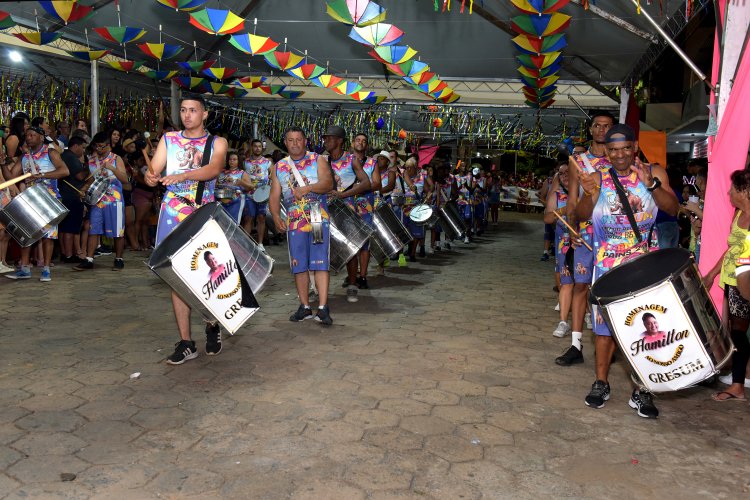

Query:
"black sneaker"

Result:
[[356, 276, 369, 289], [94, 245, 112, 257], [112, 258, 124, 271], [61, 255, 79, 264], [409, 256, 417, 262], [73, 260, 94, 271], [444, 242, 451, 250], [540, 253, 550, 261], [434, 245, 441, 252], [289, 304, 313, 322], [314, 305, 333, 326], [205, 323, 222, 355], [584, 380, 610, 409], [166, 340, 198, 365], [418, 246, 426, 258], [629, 390, 658, 418], [555, 345, 584, 366], [341, 277, 351, 288]]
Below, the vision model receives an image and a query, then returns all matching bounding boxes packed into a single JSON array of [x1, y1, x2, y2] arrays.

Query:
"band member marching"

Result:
[[217, 151, 252, 224], [430, 159, 458, 252], [243, 139, 272, 252], [144, 95, 229, 365], [403, 157, 434, 260], [269, 127, 335, 325]]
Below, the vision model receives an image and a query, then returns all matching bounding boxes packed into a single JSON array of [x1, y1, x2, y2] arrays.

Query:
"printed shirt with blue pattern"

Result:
[[22, 144, 60, 198], [162, 131, 215, 205], [243, 156, 271, 195], [87, 151, 123, 207], [276, 151, 329, 233]]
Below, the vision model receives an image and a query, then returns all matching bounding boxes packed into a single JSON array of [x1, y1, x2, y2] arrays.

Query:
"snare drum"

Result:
[[214, 187, 235, 203], [590, 248, 731, 393], [0, 184, 69, 247], [252, 185, 271, 203], [84, 177, 110, 205], [390, 193, 405, 207], [409, 204, 438, 227]]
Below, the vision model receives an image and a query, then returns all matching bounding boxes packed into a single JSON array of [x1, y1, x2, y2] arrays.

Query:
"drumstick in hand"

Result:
[[553, 210, 593, 251], [0, 173, 32, 190], [61, 179, 84, 195], [141, 147, 155, 175]]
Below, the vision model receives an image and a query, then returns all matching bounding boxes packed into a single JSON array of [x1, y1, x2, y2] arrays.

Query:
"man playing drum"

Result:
[[5, 126, 69, 281], [556, 111, 615, 366], [243, 139, 271, 252], [144, 95, 229, 364], [73, 132, 129, 271], [403, 157, 434, 261], [269, 127, 335, 325], [575, 123, 678, 418]]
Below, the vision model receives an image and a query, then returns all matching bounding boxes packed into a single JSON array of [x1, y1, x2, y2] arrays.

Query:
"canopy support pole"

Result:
[[170, 80, 180, 127], [91, 60, 99, 134], [570, 0, 658, 43]]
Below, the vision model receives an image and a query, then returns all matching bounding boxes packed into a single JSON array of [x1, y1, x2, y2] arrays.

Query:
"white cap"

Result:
[[377, 150, 390, 159], [472, 167, 480, 176]]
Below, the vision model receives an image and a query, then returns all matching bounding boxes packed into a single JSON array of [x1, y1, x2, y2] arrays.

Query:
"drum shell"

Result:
[[84, 177, 110, 205], [591, 248, 731, 392], [438, 202, 467, 240], [390, 193, 405, 206], [252, 185, 271, 203], [328, 198, 374, 272], [370, 203, 412, 262], [148, 202, 273, 323], [0, 184, 69, 247], [410, 204, 439, 227], [215, 187, 235, 202]]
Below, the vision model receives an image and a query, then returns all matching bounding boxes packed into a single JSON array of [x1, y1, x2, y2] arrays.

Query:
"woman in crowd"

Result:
[[217, 151, 252, 224]]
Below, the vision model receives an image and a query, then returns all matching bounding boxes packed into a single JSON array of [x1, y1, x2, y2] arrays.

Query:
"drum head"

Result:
[[410, 205, 432, 223], [590, 248, 692, 305], [253, 185, 271, 203]]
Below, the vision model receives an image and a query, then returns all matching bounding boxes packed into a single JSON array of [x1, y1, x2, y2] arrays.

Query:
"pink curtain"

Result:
[[418, 145, 438, 167]]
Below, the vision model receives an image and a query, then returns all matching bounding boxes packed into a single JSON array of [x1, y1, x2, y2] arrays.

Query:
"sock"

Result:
[[86, 257, 93, 263], [22, 265, 30, 273], [115, 258, 123, 262], [572, 331, 583, 350], [43, 266, 50, 272]]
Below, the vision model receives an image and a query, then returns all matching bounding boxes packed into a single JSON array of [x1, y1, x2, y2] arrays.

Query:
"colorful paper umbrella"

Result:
[[107, 60, 144, 72], [432, 87, 456, 100], [438, 92, 460, 104], [512, 34, 567, 55], [362, 94, 387, 105], [511, 13, 571, 38], [279, 90, 304, 100], [199, 82, 232, 94], [138, 43, 183, 60], [420, 79, 448, 95], [287, 63, 326, 80], [94, 26, 146, 44], [387, 60, 429, 78], [349, 23, 404, 47], [233, 76, 266, 89], [173, 76, 207, 89], [39, 1, 93, 24], [525, 98, 555, 109], [518, 63, 560, 79], [257, 85, 287, 95], [520, 74, 559, 88], [263, 51, 304, 71], [156, 0, 208, 12], [176, 60, 216, 72], [0, 11, 16, 30], [189, 8, 245, 35], [522, 85, 557, 98], [332, 81, 362, 96], [141, 69, 178, 80], [326, 0, 386, 27], [404, 71, 436, 86], [516, 52, 561, 69], [13, 31, 62, 45], [68, 50, 111, 61], [222, 88, 248, 98], [511, 0, 570, 14], [228, 33, 278, 55], [202, 67, 238, 80], [368, 45, 417, 65], [311, 74, 343, 89]]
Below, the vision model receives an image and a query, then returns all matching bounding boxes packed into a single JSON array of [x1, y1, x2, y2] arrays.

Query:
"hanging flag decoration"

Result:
[[202, 67, 238, 80], [38, 1, 94, 24], [138, 42, 184, 60], [263, 51, 305, 71], [176, 60, 216, 72], [287, 63, 326, 80], [326, 0, 387, 27], [141, 69, 178, 80], [189, 8, 245, 35], [348, 23, 404, 46], [228, 33, 279, 55], [107, 60, 144, 72], [93, 26, 147, 44], [13, 31, 62, 45], [0, 11, 16, 30], [156, 0, 207, 11], [68, 49, 111, 61], [433, 0, 481, 14]]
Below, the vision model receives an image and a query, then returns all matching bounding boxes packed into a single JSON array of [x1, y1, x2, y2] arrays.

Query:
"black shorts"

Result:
[[59, 198, 85, 234], [123, 189, 133, 207]]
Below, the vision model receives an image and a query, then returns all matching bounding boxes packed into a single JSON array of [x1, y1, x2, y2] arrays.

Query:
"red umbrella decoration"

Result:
[[0, 11, 16, 30], [38, 1, 94, 24], [287, 63, 326, 80], [369, 45, 417, 65], [510, 0, 570, 15], [511, 13, 571, 38], [69, 50, 111, 61], [173, 77, 207, 89], [188, 8, 245, 35], [512, 34, 567, 55], [156, 0, 207, 11], [176, 60, 216, 72], [257, 85, 286, 95], [13, 31, 62, 45], [233, 76, 266, 89], [311, 74, 344, 89]]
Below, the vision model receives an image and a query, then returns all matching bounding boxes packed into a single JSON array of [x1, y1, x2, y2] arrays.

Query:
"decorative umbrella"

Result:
[[368, 45, 417, 65], [222, 87, 248, 98], [263, 51, 304, 71], [257, 85, 287, 95], [202, 67, 238, 80], [522, 85, 557, 98], [68, 49, 111, 61], [311, 74, 343, 88], [228, 33, 278, 55], [362, 94, 387, 105], [332, 81, 362, 96], [279, 90, 304, 100], [0, 11, 16, 30], [387, 60, 429, 78], [93, 26, 146, 44], [326, 0, 386, 27], [233, 76, 266, 89], [199, 82, 232, 94], [516, 52, 561, 69], [107, 60, 144, 72], [511, 13, 570, 38], [39, 1, 94, 24], [176, 60, 215, 72], [348, 23, 404, 46], [156, 0, 208, 11], [420, 79, 448, 95], [287, 63, 326, 80], [141, 69, 178, 80], [511, 0, 570, 15], [13, 31, 62, 45], [404, 71, 436, 86], [520, 74, 559, 88], [525, 98, 554, 109], [512, 33, 566, 55], [138, 42, 183, 60], [173, 76, 207, 89], [438, 91, 460, 104], [189, 8, 245, 35], [349, 91, 374, 102], [518, 63, 560, 79]]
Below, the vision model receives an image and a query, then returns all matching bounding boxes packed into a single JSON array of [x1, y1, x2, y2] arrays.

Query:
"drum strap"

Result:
[[608, 168, 642, 243], [194, 135, 215, 207]]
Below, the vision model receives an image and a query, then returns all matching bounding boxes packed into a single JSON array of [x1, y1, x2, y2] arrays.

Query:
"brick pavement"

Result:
[[0, 211, 749, 499]]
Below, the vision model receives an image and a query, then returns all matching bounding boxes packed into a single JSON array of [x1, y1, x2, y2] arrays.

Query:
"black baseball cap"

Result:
[[605, 123, 636, 143], [323, 125, 346, 139]]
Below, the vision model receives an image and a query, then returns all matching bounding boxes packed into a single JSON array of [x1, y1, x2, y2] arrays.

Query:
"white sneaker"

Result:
[[346, 285, 358, 303], [376, 264, 385, 276], [554, 302, 560, 311], [463, 236, 470, 244], [718, 374, 750, 387], [552, 321, 571, 338], [0, 262, 14, 274], [585, 312, 593, 330], [258, 243, 266, 253]]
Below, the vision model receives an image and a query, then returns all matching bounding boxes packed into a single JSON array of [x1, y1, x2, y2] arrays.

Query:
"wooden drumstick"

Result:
[[61, 179, 83, 195], [141, 147, 155, 175], [553, 210, 593, 251], [0, 173, 32, 190]]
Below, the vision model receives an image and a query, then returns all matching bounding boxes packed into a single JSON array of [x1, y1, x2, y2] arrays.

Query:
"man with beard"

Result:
[[243, 138, 272, 251]]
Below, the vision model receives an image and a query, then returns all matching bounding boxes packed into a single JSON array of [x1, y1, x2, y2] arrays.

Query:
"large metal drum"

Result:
[[409, 204, 438, 227], [0, 183, 69, 247], [328, 198, 373, 272], [148, 202, 272, 334], [590, 248, 731, 393], [370, 203, 413, 263], [214, 187, 235, 203], [438, 201, 467, 240], [84, 177, 110, 205]]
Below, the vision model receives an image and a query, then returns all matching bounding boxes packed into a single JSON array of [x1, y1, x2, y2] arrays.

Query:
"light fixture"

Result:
[[675, 141, 680, 144], [9, 50, 22, 63]]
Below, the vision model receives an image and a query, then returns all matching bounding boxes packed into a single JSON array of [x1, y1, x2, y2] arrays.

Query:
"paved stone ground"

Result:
[[1, 211, 749, 499]]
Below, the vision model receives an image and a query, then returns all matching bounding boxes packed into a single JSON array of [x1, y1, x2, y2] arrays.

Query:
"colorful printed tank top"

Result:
[[354, 156, 375, 217], [87, 151, 123, 206], [404, 170, 427, 207], [330, 153, 358, 194], [555, 189, 570, 255], [243, 156, 271, 195], [22, 145, 60, 198], [456, 174, 473, 206], [217, 169, 245, 202], [592, 168, 658, 276], [276, 152, 329, 233], [573, 149, 612, 244], [163, 131, 215, 205]]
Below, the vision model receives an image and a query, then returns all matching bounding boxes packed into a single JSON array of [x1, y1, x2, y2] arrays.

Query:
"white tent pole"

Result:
[[170, 80, 180, 127], [90, 60, 99, 134]]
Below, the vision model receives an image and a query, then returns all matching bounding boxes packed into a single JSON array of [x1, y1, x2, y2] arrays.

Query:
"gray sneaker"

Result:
[[346, 284, 358, 303]]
